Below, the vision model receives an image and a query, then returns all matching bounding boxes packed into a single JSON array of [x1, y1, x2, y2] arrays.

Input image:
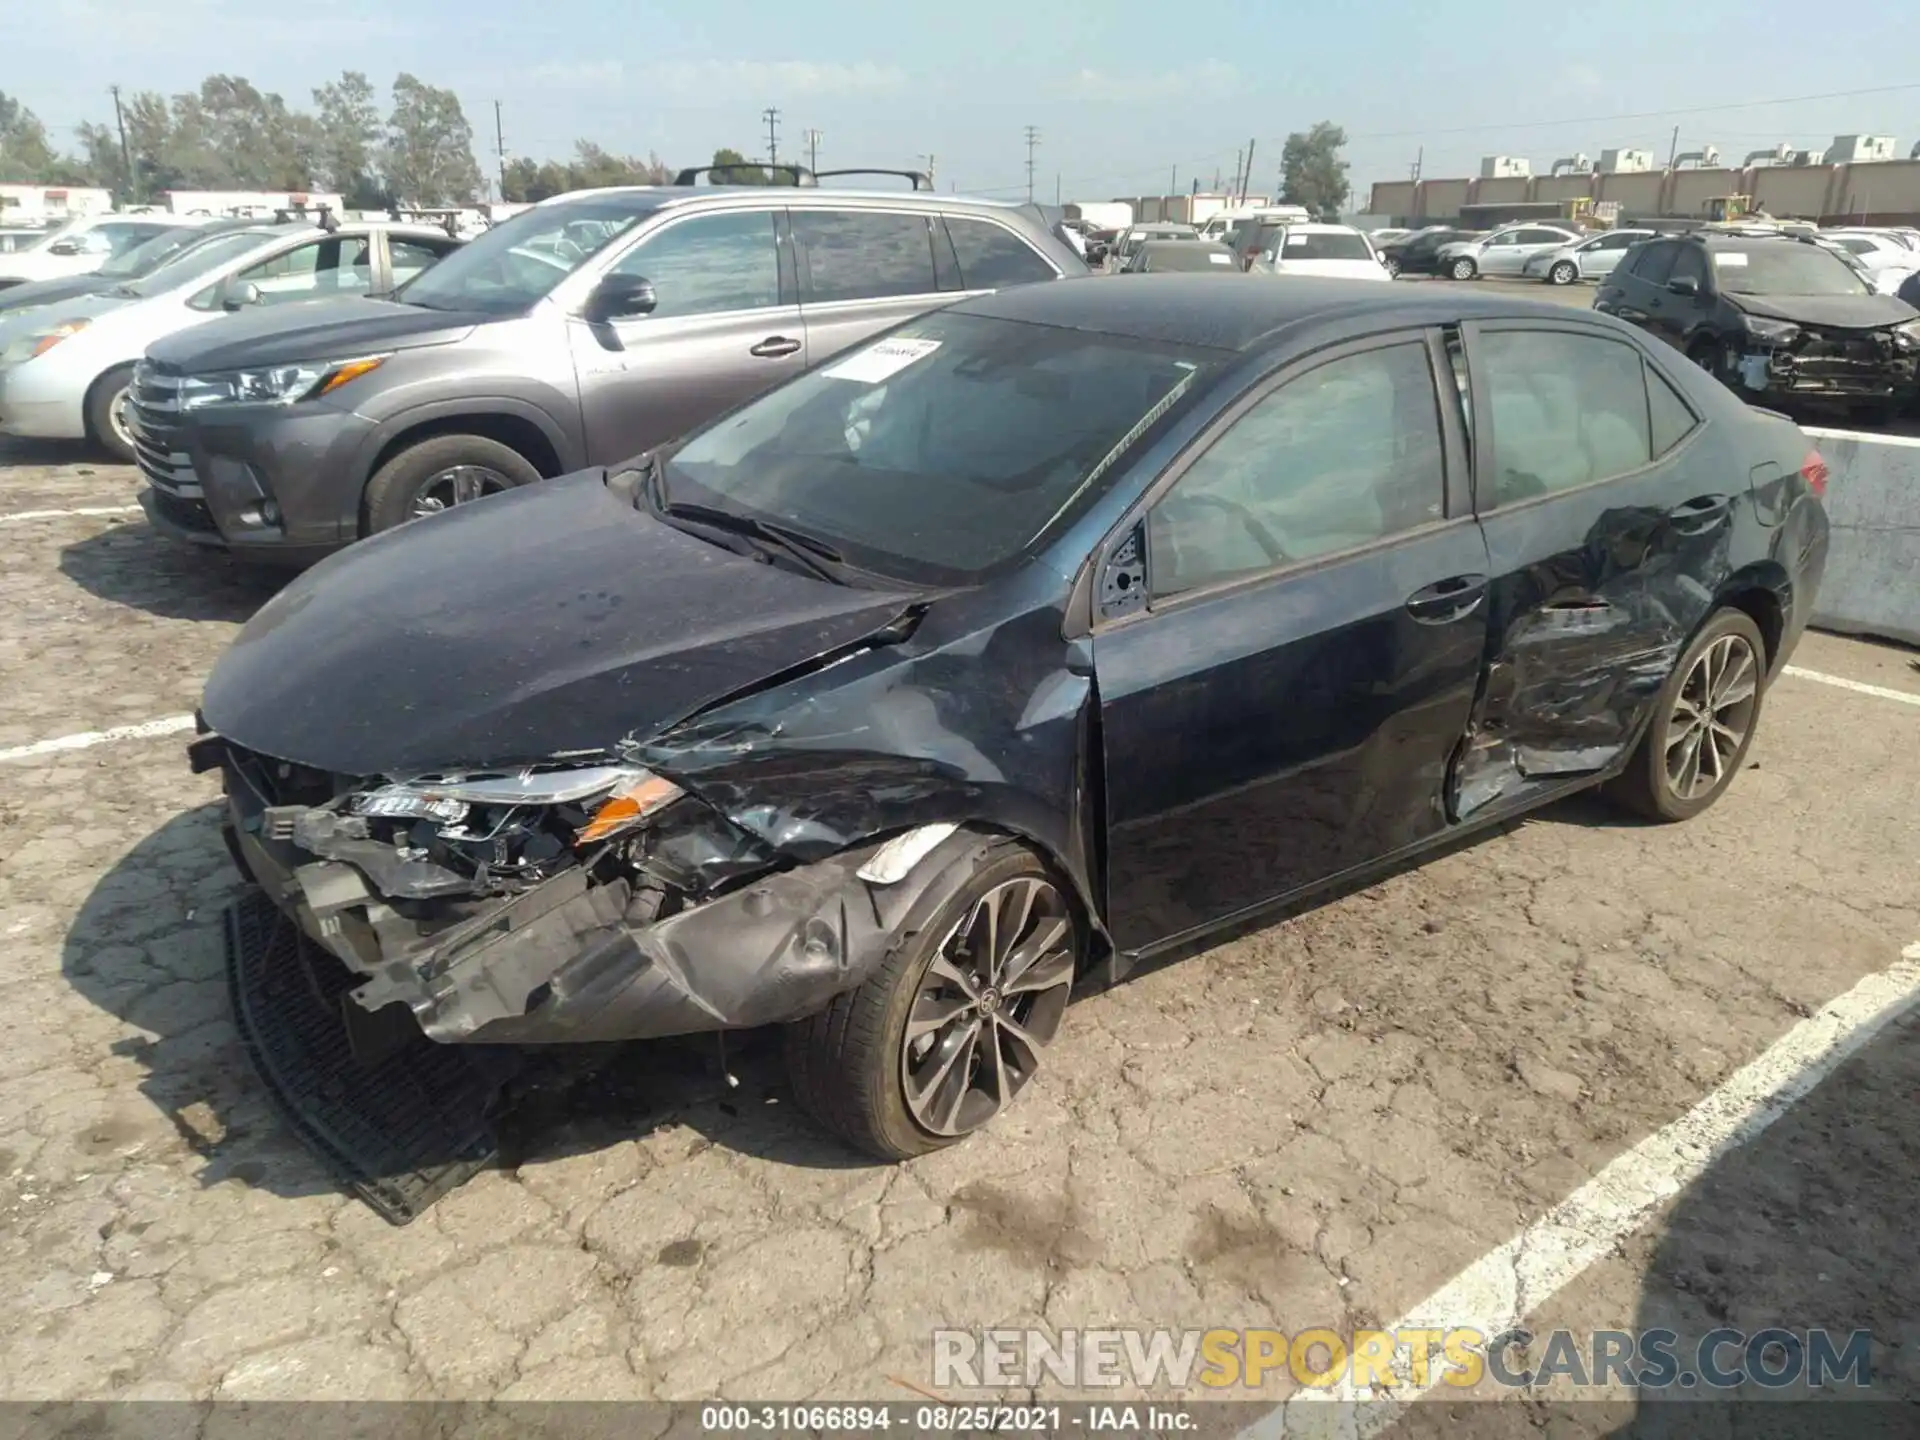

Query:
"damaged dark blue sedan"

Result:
[[194, 275, 1830, 1216]]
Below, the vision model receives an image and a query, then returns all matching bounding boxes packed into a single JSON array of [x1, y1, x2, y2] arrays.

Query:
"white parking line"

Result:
[[0, 505, 143, 525], [0, 714, 196, 763], [1240, 942, 1920, 1438], [1784, 665, 1920, 708]]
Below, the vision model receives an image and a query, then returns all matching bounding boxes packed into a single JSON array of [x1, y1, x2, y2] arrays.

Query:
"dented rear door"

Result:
[[1452, 320, 1736, 818]]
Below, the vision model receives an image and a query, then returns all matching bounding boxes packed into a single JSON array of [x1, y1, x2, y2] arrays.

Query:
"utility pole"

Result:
[[804, 128, 823, 172], [764, 108, 781, 170], [1023, 126, 1040, 201], [109, 85, 133, 202], [1242, 139, 1256, 202], [919, 153, 936, 186], [1055, 172, 1061, 205], [494, 100, 507, 201], [1666, 125, 1680, 169], [1410, 145, 1423, 183], [1170, 165, 1177, 196]]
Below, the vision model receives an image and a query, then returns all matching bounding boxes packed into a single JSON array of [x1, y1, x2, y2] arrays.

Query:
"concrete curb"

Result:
[[1804, 427, 1920, 649]]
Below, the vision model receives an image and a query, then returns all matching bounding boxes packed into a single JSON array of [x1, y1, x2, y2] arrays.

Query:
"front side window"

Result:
[[1631, 243, 1678, 284], [235, 235, 373, 303], [1479, 330, 1652, 505], [944, 215, 1055, 289], [1669, 246, 1708, 289], [607, 210, 781, 317], [131, 231, 274, 298], [1148, 342, 1446, 599], [664, 311, 1225, 584], [792, 209, 938, 303]]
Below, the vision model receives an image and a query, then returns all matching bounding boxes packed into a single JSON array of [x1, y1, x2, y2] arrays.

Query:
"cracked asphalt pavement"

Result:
[[1, 424, 1916, 1420]]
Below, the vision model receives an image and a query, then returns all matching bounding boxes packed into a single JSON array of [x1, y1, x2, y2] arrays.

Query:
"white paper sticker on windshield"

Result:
[[823, 337, 942, 384], [1286, 233, 1310, 246], [1714, 252, 1750, 267], [1208, 253, 1232, 264]]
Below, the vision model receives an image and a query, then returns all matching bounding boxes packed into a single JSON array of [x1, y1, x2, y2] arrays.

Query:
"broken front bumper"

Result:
[[1721, 335, 1920, 403], [218, 748, 981, 1049]]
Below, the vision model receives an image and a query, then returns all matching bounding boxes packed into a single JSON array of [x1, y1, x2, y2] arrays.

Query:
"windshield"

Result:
[[394, 197, 657, 314], [121, 231, 280, 297], [664, 311, 1227, 584], [98, 226, 213, 279], [1711, 244, 1870, 297]]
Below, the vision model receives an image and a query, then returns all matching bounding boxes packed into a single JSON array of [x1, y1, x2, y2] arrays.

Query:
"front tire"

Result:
[[1548, 260, 1578, 286], [362, 433, 541, 534], [786, 839, 1080, 1160], [1607, 609, 1767, 822], [86, 365, 138, 463], [1449, 257, 1477, 281], [1384, 256, 1402, 278]]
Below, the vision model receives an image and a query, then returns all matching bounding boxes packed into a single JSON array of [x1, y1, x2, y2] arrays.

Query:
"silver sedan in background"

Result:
[[1523, 228, 1656, 285]]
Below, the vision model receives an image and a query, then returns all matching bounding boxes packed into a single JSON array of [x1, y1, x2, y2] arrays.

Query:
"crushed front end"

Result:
[[197, 730, 981, 1221], [1714, 318, 1920, 408]]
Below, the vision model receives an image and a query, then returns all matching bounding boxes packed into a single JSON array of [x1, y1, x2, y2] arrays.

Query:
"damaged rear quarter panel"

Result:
[[633, 581, 1103, 926]]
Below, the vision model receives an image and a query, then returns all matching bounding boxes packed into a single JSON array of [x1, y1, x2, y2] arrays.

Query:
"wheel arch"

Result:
[[1715, 563, 1793, 675], [81, 359, 138, 446], [356, 402, 576, 497]]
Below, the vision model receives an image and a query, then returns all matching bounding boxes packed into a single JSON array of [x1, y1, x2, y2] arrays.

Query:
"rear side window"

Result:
[[793, 210, 938, 303], [1630, 242, 1678, 284], [943, 216, 1055, 289], [1477, 330, 1652, 505], [1648, 365, 1700, 457]]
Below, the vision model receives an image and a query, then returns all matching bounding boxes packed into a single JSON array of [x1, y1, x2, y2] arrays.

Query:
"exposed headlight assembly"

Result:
[[349, 764, 683, 847], [0, 318, 89, 366], [1892, 318, 1920, 351], [178, 353, 388, 410], [1741, 315, 1802, 345]]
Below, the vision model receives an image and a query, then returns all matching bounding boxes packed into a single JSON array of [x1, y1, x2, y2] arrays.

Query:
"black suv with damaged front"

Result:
[[1596, 231, 1920, 423], [197, 277, 1828, 1219]]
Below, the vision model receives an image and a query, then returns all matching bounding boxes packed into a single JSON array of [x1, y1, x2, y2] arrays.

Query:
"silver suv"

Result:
[[136, 168, 1089, 566]]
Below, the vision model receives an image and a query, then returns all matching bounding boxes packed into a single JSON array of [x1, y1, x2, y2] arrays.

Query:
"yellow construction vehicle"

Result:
[[1705, 194, 1756, 222]]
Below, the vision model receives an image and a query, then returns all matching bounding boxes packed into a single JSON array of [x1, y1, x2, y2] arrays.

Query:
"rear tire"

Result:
[[85, 365, 137, 464], [362, 433, 541, 534], [1449, 257, 1477, 281], [785, 839, 1081, 1160], [1606, 608, 1767, 822]]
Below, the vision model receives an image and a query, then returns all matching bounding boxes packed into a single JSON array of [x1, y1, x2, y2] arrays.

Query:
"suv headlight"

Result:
[[179, 353, 388, 410], [1742, 316, 1801, 345], [1892, 318, 1920, 351], [0, 318, 89, 366]]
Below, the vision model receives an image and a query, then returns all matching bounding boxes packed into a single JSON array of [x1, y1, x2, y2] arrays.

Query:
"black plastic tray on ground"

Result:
[[224, 888, 521, 1224]]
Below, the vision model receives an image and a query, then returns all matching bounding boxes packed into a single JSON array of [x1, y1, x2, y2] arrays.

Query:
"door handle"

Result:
[[1667, 492, 1732, 533], [749, 336, 803, 359], [1405, 573, 1488, 623]]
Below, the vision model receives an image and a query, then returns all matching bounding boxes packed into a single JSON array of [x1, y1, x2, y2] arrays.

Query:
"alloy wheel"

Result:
[[900, 876, 1074, 1137], [1451, 258, 1475, 281], [410, 464, 512, 517], [108, 387, 136, 454], [1550, 261, 1576, 285], [1664, 634, 1759, 802]]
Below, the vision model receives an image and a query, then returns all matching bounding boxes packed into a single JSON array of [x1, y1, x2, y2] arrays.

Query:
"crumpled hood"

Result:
[[145, 296, 480, 372], [202, 470, 919, 777], [1729, 290, 1917, 330]]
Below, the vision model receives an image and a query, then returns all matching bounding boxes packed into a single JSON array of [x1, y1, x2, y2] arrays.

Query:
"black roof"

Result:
[[951, 273, 1614, 351]]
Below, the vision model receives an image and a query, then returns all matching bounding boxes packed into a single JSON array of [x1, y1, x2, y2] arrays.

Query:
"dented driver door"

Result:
[[1451, 320, 1737, 818]]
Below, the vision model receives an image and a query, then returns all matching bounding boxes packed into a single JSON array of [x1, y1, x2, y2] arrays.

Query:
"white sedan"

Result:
[[1250, 223, 1391, 281]]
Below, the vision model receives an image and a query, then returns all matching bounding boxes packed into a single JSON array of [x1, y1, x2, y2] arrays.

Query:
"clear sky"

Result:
[[4, 0, 1916, 206]]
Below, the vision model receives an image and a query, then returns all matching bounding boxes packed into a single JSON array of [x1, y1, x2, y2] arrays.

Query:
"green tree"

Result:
[[0, 91, 60, 182], [1279, 121, 1351, 219], [312, 70, 385, 203], [383, 73, 483, 205], [708, 146, 767, 185]]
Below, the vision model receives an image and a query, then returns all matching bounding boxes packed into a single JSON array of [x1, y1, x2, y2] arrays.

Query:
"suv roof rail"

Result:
[[274, 203, 340, 233], [671, 163, 816, 187], [812, 168, 935, 191]]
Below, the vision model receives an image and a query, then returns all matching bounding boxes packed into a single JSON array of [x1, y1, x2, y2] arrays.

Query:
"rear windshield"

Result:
[[1139, 244, 1239, 272], [1275, 231, 1372, 261], [1709, 244, 1869, 297]]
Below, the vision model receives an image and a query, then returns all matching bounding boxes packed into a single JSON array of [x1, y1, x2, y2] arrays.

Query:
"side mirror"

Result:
[[48, 239, 81, 256], [585, 273, 658, 322], [1667, 275, 1701, 298], [221, 280, 263, 312]]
